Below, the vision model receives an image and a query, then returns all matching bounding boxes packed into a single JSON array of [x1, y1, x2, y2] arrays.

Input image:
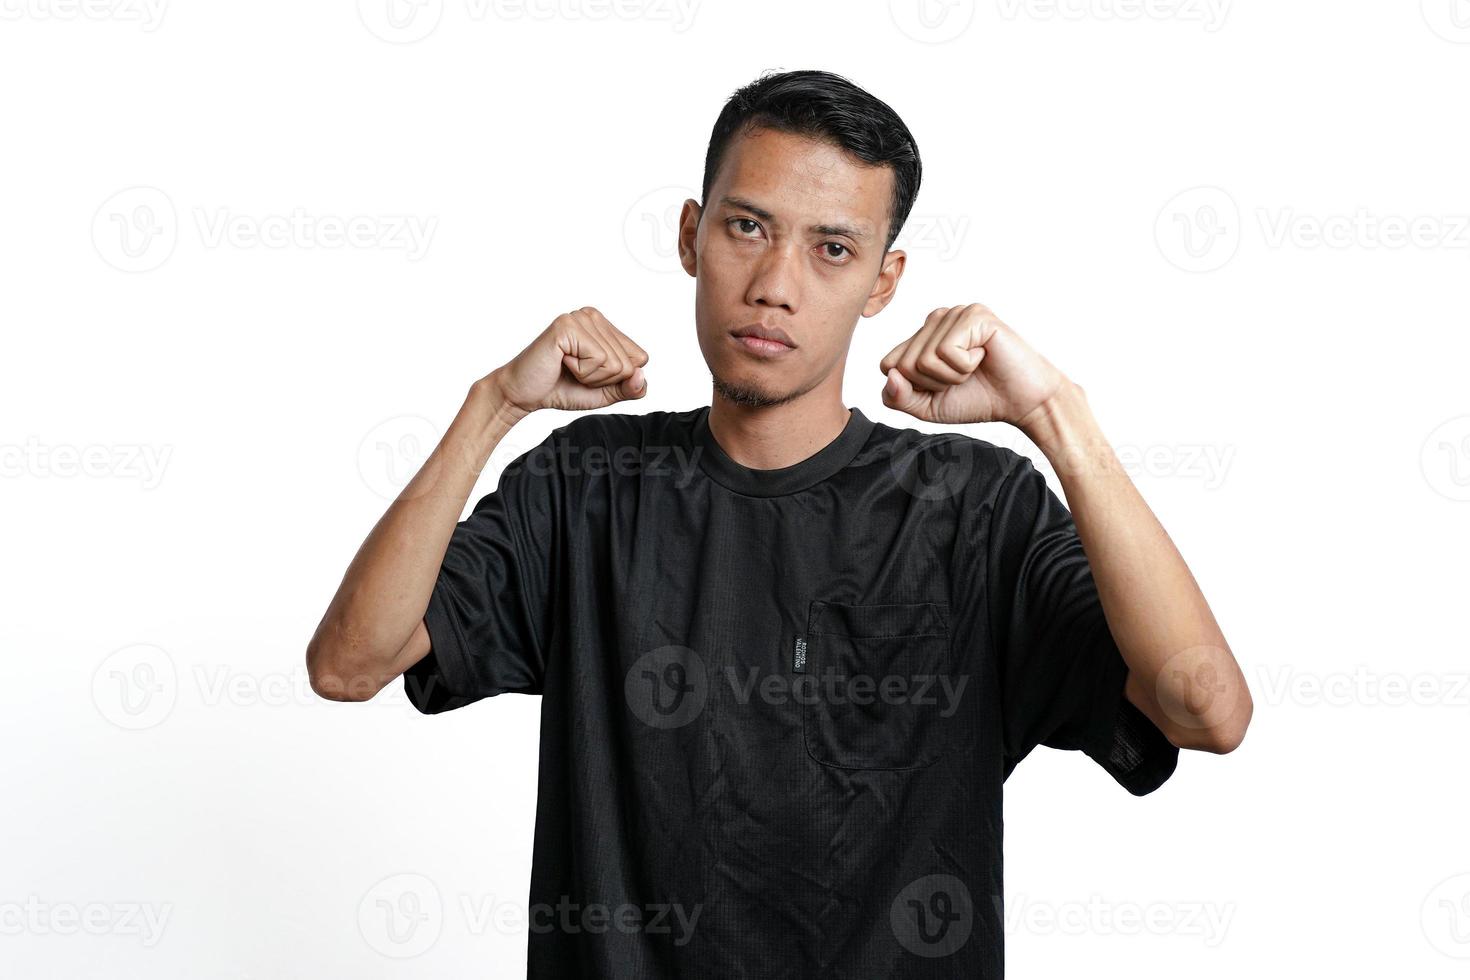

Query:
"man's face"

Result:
[[679, 126, 905, 408]]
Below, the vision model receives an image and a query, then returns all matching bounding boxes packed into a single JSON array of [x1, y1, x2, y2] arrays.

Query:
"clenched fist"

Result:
[[879, 303, 1067, 427], [489, 307, 649, 414]]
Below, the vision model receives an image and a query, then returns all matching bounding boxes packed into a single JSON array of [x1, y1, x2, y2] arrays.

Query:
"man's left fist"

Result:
[[879, 303, 1067, 427]]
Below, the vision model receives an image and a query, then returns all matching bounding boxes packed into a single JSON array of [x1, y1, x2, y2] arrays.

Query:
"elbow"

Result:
[[306, 640, 380, 703], [1169, 692, 1253, 754]]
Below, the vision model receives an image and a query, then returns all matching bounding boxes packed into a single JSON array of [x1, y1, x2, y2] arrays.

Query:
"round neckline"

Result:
[[693, 405, 875, 497]]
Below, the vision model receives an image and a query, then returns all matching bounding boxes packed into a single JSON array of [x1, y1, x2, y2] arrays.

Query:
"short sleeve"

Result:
[[402, 433, 558, 714], [986, 454, 1178, 795]]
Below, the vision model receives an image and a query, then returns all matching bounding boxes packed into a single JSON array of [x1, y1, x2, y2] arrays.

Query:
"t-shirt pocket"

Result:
[[799, 599, 951, 771]]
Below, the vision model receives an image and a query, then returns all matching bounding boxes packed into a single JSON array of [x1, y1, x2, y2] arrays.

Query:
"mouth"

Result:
[[730, 323, 797, 357]]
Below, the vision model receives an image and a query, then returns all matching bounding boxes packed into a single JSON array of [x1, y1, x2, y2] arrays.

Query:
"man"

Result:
[[307, 69, 1251, 978]]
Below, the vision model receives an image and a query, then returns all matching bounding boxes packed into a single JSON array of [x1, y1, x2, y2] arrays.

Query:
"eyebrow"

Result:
[[717, 195, 872, 242]]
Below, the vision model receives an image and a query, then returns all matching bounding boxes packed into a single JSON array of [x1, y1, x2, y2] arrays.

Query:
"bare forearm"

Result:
[[306, 375, 526, 699], [1019, 381, 1252, 752]]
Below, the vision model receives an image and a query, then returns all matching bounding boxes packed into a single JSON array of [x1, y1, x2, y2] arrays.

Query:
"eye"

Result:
[[821, 242, 852, 263], [729, 217, 762, 237]]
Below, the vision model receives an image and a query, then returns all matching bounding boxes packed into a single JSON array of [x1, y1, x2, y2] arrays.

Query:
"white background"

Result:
[[4, 1, 1469, 977]]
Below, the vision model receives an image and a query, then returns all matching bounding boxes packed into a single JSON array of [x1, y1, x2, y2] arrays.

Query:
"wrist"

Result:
[[1017, 380, 1108, 474], [472, 369, 534, 426]]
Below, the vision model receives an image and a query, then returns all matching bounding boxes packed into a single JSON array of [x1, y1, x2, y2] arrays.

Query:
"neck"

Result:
[[706, 378, 851, 471]]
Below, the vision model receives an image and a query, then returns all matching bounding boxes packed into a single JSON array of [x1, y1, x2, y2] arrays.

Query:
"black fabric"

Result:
[[404, 405, 1179, 978]]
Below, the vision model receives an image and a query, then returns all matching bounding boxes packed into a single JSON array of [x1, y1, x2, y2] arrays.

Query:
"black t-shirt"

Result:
[[404, 404, 1179, 978]]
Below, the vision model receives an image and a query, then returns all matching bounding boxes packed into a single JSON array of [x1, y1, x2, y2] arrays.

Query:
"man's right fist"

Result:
[[488, 307, 649, 414]]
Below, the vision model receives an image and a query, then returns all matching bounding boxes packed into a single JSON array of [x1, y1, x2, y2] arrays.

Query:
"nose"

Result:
[[744, 241, 799, 314]]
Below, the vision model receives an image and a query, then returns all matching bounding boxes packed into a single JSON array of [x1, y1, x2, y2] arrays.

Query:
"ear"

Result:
[[862, 249, 907, 317], [678, 198, 702, 278]]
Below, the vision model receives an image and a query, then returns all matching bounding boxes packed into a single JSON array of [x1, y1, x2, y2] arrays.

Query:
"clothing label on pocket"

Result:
[[793, 636, 807, 673]]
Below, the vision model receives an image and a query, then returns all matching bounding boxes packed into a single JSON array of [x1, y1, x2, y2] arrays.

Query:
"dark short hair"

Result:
[[701, 69, 922, 253]]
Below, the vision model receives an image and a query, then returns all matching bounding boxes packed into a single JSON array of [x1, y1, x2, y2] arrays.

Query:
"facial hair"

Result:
[[710, 370, 806, 408]]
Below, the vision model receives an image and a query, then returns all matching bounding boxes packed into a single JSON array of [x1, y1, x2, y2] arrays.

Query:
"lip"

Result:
[[730, 323, 797, 356]]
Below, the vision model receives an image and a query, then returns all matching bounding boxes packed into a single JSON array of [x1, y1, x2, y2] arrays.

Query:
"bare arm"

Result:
[[305, 380, 527, 700], [1018, 381, 1253, 753], [880, 303, 1252, 753], [305, 308, 648, 702]]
